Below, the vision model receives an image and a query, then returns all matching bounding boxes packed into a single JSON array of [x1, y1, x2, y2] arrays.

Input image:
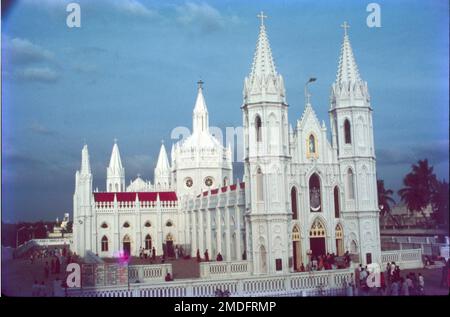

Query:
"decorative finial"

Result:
[[257, 11, 267, 27], [197, 79, 204, 89], [114, 138, 118, 144], [341, 21, 350, 36], [137, 173, 141, 178], [161, 139, 164, 144]]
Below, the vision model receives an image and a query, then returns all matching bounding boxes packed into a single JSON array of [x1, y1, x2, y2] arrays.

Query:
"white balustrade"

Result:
[[381, 248, 423, 269], [67, 268, 354, 297]]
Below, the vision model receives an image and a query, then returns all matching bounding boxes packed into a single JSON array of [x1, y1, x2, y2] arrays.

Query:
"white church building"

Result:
[[73, 16, 381, 275]]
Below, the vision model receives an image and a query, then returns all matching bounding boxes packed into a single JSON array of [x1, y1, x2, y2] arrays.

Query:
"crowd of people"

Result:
[[354, 261, 427, 296], [295, 252, 351, 272], [28, 244, 77, 297]]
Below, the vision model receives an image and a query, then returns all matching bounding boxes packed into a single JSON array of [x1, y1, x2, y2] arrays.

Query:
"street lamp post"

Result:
[[304, 77, 317, 105]]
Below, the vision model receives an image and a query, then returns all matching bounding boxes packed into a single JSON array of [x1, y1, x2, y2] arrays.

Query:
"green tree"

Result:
[[377, 180, 399, 227], [398, 159, 437, 227], [431, 179, 449, 229]]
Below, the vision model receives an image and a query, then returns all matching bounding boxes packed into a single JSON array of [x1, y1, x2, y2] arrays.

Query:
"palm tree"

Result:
[[431, 179, 449, 229], [377, 180, 399, 227], [398, 159, 436, 227]]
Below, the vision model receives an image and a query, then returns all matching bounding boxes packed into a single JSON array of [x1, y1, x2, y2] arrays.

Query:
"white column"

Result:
[[199, 209, 204, 255], [235, 206, 242, 261], [216, 208, 222, 254], [225, 207, 231, 261], [206, 209, 212, 258], [191, 210, 197, 257]]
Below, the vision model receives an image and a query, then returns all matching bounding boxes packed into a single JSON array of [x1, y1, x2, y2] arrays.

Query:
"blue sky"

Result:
[[2, 0, 448, 222]]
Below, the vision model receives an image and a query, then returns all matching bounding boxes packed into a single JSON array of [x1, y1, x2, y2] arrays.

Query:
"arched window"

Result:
[[101, 222, 108, 229], [144, 221, 151, 228], [109, 184, 112, 192], [115, 183, 119, 192], [123, 222, 130, 228], [256, 167, 263, 201], [223, 177, 228, 187], [145, 234, 152, 250], [255, 115, 262, 142], [347, 168, 355, 199], [101, 235, 108, 252], [309, 173, 321, 212], [344, 119, 352, 144], [335, 224, 344, 256], [291, 187, 298, 220], [292, 225, 300, 241], [334, 186, 340, 218], [309, 134, 316, 154]]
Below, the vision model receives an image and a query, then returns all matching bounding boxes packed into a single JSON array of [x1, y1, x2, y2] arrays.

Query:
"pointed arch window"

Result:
[[256, 167, 263, 201], [309, 219, 326, 237], [145, 234, 152, 250], [347, 169, 355, 199], [101, 236, 108, 252], [291, 186, 298, 220], [344, 119, 352, 144], [255, 115, 262, 142], [334, 186, 340, 218], [309, 173, 321, 212]]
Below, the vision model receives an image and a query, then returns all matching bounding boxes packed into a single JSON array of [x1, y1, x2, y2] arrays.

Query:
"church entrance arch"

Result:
[[123, 234, 131, 257], [165, 233, 175, 257], [309, 219, 326, 256], [292, 225, 302, 271]]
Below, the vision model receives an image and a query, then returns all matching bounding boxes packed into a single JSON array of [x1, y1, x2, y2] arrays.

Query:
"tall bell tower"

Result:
[[329, 22, 381, 265], [243, 12, 291, 274]]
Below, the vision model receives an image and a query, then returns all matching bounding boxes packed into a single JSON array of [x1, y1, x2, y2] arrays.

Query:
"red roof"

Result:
[[138, 192, 158, 202], [158, 192, 177, 201], [94, 192, 115, 202], [94, 191, 177, 202]]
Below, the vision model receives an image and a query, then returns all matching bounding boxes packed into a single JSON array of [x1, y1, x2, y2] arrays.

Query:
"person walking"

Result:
[[441, 260, 449, 288], [204, 249, 209, 262], [44, 262, 49, 279], [418, 273, 425, 295], [196, 249, 201, 262], [401, 277, 409, 296], [152, 247, 156, 261]]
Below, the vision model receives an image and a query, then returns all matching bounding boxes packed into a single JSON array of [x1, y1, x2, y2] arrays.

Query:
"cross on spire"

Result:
[[257, 11, 267, 26], [113, 138, 118, 144], [197, 79, 204, 89], [341, 21, 350, 36]]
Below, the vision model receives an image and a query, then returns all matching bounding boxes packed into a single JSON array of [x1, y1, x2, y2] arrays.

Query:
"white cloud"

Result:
[[3, 37, 55, 65], [176, 2, 225, 32], [115, 0, 156, 18], [17, 67, 60, 83]]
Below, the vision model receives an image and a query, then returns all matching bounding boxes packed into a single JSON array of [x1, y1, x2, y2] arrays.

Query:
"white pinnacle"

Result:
[[155, 142, 170, 172], [108, 141, 124, 173], [80, 144, 91, 175], [335, 22, 362, 86]]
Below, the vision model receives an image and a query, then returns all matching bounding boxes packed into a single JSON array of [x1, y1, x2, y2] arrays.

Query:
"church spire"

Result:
[[154, 141, 171, 189], [80, 144, 91, 175], [244, 11, 285, 104], [335, 22, 362, 86], [155, 141, 170, 172], [331, 21, 369, 107], [192, 80, 209, 134], [107, 139, 125, 192]]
